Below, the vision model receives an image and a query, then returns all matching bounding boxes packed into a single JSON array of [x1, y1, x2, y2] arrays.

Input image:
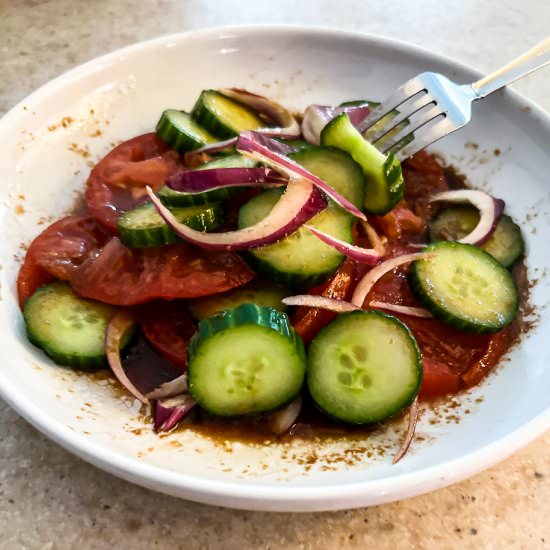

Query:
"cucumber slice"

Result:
[[118, 202, 222, 248], [187, 280, 289, 321], [191, 90, 265, 138], [188, 304, 306, 416], [24, 282, 117, 370], [276, 139, 316, 152], [158, 154, 258, 207], [321, 113, 404, 215], [339, 99, 378, 108], [289, 146, 365, 208], [155, 110, 217, 152], [308, 310, 422, 424], [409, 241, 519, 333], [338, 100, 412, 151], [239, 189, 352, 287], [237, 145, 363, 286], [429, 206, 525, 267]]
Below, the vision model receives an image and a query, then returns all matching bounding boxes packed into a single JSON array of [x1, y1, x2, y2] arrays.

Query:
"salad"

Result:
[[18, 88, 525, 462]]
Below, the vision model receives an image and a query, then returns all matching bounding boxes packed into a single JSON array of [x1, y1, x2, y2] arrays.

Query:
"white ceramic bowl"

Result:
[[1, 26, 549, 512]]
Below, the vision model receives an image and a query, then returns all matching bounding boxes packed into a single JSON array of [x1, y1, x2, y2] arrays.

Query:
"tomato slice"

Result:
[[85, 133, 182, 233], [365, 266, 493, 388], [71, 237, 255, 306], [130, 301, 196, 371], [461, 322, 520, 388], [371, 201, 426, 241], [17, 256, 54, 310], [402, 151, 449, 220], [17, 215, 110, 309], [292, 260, 356, 345], [419, 357, 462, 399]]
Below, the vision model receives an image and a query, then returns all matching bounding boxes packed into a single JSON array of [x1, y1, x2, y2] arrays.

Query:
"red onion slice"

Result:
[[237, 131, 366, 221], [351, 252, 432, 307], [219, 88, 301, 138], [282, 295, 360, 313], [369, 301, 433, 318], [105, 311, 147, 404], [166, 167, 286, 193], [146, 375, 188, 400], [147, 178, 327, 251], [362, 221, 387, 256], [193, 137, 238, 155], [305, 225, 382, 265], [302, 104, 370, 145], [154, 394, 197, 433], [393, 397, 419, 464], [269, 395, 303, 435], [429, 189, 505, 245]]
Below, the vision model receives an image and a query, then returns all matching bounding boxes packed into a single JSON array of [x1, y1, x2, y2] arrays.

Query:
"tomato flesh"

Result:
[[85, 133, 182, 233], [71, 237, 255, 306], [17, 215, 110, 309], [292, 260, 356, 345], [130, 301, 196, 371], [420, 358, 462, 399]]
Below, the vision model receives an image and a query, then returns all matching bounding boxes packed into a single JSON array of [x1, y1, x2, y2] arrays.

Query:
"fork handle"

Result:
[[470, 37, 550, 99]]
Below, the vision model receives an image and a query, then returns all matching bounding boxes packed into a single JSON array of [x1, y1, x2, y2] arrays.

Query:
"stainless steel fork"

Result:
[[362, 37, 550, 161]]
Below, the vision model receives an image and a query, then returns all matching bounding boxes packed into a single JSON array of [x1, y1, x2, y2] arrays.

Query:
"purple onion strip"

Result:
[[154, 394, 197, 433], [305, 225, 381, 265], [147, 178, 327, 251], [282, 295, 360, 313], [236, 131, 366, 221], [429, 190, 505, 246], [166, 167, 286, 193], [302, 104, 370, 145]]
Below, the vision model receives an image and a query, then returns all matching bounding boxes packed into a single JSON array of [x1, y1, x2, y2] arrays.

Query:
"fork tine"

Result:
[[393, 117, 457, 161], [361, 76, 427, 129], [366, 93, 434, 144], [378, 105, 445, 154]]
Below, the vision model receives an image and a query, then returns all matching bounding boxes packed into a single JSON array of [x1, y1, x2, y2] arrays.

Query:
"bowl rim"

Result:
[[1, 24, 549, 511]]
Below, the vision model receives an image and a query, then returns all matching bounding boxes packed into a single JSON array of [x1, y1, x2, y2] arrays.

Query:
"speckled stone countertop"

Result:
[[1, 1, 549, 548]]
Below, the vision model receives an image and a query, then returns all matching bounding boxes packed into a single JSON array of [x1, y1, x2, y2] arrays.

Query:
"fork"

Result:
[[362, 37, 550, 161]]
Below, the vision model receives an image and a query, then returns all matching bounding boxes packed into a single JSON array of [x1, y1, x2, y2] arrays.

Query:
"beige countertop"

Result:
[[1, 1, 549, 548]]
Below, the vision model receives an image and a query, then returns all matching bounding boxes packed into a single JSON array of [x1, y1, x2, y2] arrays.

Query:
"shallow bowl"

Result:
[[1, 25, 549, 512]]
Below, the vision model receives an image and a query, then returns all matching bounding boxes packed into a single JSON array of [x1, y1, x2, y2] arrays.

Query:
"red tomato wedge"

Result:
[[85, 133, 182, 233], [371, 200, 426, 241], [419, 358, 462, 399], [461, 323, 520, 388], [17, 215, 110, 309], [292, 260, 356, 345], [130, 301, 196, 371], [71, 237, 255, 306], [17, 256, 54, 310], [365, 268, 492, 378]]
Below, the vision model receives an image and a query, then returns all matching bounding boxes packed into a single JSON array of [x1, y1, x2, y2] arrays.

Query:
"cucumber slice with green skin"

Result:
[[118, 202, 222, 248], [321, 113, 404, 215], [289, 146, 365, 208], [191, 90, 265, 139], [155, 110, 217, 152], [409, 241, 519, 333], [24, 282, 117, 370], [338, 101, 413, 156], [276, 139, 317, 152], [188, 304, 306, 416], [339, 99, 378, 108], [157, 154, 258, 207], [429, 206, 525, 267], [239, 189, 352, 287], [187, 280, 289, 321], [307, 310, 422, 424], [238, 146, 363, 287]]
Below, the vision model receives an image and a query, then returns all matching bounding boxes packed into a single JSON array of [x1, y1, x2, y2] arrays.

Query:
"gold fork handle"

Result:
[[471, 37, 550, 99]]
